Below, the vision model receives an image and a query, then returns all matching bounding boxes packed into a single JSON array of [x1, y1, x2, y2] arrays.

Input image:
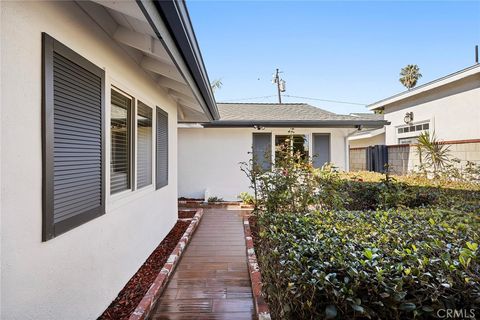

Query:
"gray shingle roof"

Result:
[[217, 103, 370, 121]]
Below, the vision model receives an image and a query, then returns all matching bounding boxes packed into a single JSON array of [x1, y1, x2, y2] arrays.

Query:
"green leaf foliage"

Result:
[[255, 209, 479, 319], [242, 133, 480, 319]]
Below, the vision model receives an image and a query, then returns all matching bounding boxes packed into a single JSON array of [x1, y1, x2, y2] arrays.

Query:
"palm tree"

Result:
[[210, 79, 223, 93], [399, 64, 422, 90]]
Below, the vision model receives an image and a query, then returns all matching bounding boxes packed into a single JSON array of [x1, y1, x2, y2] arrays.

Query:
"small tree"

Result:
[[399, 64, 422, 90], [416, 131, 451, 178]]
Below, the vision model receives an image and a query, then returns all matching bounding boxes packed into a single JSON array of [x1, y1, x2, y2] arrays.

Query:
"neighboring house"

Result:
[[362, 64, 480, 173], [369, 64, 480, 146], [1, 1, 218, 319], [178, 103, 386, 200]]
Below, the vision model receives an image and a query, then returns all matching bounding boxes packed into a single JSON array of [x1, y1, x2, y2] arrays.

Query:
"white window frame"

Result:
[[136, 100, 155, 190], [110, 86, 134, 197], [396, 120, 430, 136], [107, 82, 157, 210]]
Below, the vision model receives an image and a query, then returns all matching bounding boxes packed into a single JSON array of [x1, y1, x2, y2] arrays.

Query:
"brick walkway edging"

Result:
[[243, 216, 272, 320], [129, 208, 204, 320]]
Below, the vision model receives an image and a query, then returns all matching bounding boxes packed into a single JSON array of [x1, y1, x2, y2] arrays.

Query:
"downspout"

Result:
[[344, 127, 360, 171]]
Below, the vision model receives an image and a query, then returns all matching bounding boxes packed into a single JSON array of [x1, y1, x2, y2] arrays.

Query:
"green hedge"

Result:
[[255, 209, 480, 319], [340, 174, 480, 213]]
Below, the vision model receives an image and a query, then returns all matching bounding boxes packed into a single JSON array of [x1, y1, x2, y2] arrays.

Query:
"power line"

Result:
[[220, 95, 277, 102], [283, 94, 366, 106], [220, 94, 367, 106]]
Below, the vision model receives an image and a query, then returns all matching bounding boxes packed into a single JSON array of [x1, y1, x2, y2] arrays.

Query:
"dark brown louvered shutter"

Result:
[[42, 33, 105, 241], [156, 107, 168, 189]]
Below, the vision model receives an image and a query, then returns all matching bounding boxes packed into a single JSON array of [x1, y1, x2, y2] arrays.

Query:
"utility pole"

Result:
[[272, 68, 286, 104]]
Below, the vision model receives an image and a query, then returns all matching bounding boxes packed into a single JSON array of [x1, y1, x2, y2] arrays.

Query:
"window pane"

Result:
[[423, 123, 429, 130], [156, 107, 169, 189], [137, 102, 152, 188], [275, 135, 308, 162], [111, 90, 131, 194], [398, 128, 403, 133], [416, 125, 422, 131]]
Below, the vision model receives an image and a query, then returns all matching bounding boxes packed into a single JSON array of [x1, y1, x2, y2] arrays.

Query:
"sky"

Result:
[[187, 0, 480, 115]]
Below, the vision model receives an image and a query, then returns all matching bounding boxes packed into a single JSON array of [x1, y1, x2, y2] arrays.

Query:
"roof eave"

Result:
[[367, 64, 480, 111], [201, 120, 389, 128], [138, 0, 219, 120], [348, 127, 386, 140]]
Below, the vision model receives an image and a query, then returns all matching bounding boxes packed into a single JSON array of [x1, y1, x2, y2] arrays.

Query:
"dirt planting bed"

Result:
[[178, 210, 196, 219], [99, 220, 191, 320]]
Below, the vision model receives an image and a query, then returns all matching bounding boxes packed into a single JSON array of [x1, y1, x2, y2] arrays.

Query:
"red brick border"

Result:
[[128, 208, 204, 320], [243, 216, 271, 320]]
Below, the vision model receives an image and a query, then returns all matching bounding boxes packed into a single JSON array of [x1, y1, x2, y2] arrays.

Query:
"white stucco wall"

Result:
[[383, 75, 480, 145], [178, 127, 351, 201], [1, 2, 179, 319], [349, 133, 385, 148]]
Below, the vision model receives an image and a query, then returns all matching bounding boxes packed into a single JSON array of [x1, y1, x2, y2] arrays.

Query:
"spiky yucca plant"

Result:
[[416, 131, 450, 178]]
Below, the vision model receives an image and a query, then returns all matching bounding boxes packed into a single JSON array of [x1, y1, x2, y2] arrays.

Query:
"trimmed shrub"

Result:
[[341, 172, 480, 213], [256, 209, 480, 319]]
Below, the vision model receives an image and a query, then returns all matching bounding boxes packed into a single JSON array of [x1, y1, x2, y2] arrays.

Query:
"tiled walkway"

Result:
[[150, 208, 256, 320]]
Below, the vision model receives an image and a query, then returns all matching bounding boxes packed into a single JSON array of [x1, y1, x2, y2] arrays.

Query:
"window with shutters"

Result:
[[42, 33, 105, 241], [156, 107, 168, 189], [110, 89, 132, 194], [137, 102, 153, 189]]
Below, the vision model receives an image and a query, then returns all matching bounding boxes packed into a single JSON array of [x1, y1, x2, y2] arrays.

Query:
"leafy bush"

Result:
[[255, 209, 480, 319], [342, 171, 480, 213], [238, 192, 255, 205], [240, 136, 347, 215], [241, 133, 480, 319]]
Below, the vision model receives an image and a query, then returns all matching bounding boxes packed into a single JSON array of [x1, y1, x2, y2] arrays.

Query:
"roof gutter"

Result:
[[136, 0, 219, 120], [202, 120, 389, 128]]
